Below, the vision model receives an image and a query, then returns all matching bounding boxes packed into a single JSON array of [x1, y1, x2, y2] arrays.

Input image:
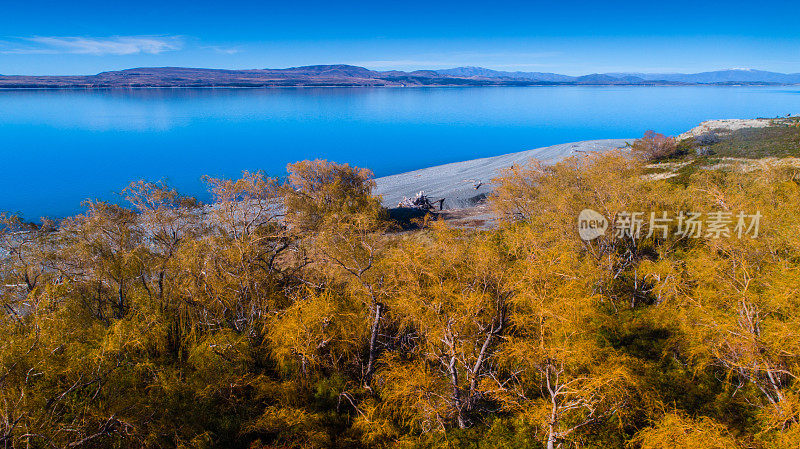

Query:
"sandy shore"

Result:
[[374, 139, 631, 209]]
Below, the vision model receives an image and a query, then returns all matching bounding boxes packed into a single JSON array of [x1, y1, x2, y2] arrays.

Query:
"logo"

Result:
[[576, 209, 761, 241], [578, 209, 607, 241]]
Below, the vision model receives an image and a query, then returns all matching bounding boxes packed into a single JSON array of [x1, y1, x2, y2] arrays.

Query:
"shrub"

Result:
[[284, 159, 384, 232], [632, 130, 679, 161]]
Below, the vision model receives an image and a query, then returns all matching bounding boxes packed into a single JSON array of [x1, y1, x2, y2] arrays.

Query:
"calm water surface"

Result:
[[1, 86, 799, 219]]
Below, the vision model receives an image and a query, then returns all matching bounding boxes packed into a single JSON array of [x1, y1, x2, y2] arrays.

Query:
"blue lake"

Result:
[[2, 86, 800, 219]]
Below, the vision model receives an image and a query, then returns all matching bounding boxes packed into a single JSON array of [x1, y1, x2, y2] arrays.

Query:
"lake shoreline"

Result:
[[3, 86, 798, 220], [2, 83, 797, 90], [375, 139, 632, 210]]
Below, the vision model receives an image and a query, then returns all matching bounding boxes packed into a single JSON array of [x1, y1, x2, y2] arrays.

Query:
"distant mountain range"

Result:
[[438, 67, 800, 84], [1, 65, 799, 88]]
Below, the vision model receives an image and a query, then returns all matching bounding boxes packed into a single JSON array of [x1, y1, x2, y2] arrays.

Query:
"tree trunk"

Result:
[[547, 425, 556, 449], [449, 356, 467, 429], [547, 374, 559, 449], [115, 281, 126, 318], [765, 367, 785, 404], [364, 302, 383, 387], [467, 315, 503, 410], [158, 270, 165, 300]]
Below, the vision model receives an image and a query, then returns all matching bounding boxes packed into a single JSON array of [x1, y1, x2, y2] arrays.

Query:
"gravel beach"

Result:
[[374, 139, 631, 209]]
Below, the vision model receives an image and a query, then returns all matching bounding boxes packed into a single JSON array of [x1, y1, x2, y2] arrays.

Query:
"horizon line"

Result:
[[3, 64, 800, 78]]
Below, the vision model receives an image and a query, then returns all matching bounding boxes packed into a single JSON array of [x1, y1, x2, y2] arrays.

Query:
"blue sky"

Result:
[[2, 0, 800, 75]]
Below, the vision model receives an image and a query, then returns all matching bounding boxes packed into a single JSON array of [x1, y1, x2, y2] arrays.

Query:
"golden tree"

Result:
[[673, 166, 800, 443], [375, 223, 512, 431], [284, 159, 383, 233], [491, 224, 636, 449]]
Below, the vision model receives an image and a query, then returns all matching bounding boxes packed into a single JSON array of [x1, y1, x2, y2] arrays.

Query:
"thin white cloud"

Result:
[[0, 36, 182, 55], [201, 45, 242, 55]]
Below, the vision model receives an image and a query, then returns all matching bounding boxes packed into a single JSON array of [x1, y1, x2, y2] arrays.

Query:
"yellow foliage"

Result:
[[632, 413, 740, 449], [285, 159, 383, 232], [4, 154, 800, 447]]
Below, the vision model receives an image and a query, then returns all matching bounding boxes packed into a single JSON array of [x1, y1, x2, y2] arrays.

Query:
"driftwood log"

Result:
[[397, 191, 445, 211]]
